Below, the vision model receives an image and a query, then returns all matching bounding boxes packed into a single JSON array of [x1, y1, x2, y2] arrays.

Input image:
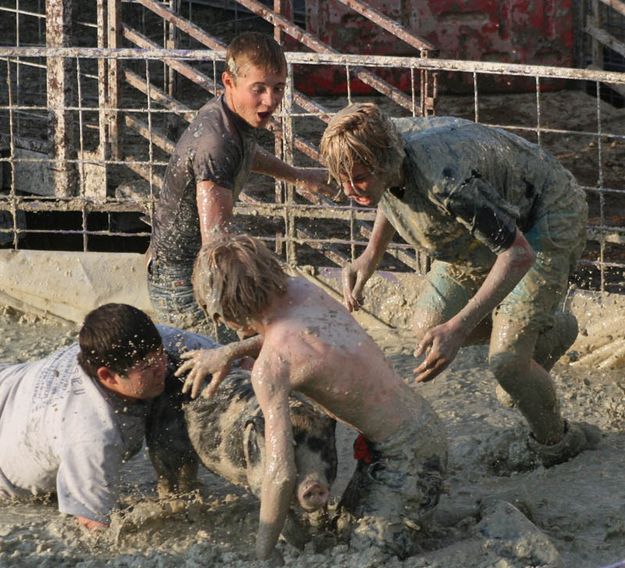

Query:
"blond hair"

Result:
[[193, 233, 288, 325], [225, 32, 287, 79], [320, 102, 404, 186]]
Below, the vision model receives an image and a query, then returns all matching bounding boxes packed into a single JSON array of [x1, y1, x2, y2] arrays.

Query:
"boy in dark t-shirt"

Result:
[[319, 103, 600, 468], [149, 32, 334, 334]]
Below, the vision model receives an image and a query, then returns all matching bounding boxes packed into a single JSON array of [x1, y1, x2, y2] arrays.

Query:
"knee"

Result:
[[489, 351, 530, 391], [412, 311, 444, 343]]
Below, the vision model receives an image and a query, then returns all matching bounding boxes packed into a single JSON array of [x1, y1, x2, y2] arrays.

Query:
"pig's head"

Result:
[[243, 398, 337, 512]]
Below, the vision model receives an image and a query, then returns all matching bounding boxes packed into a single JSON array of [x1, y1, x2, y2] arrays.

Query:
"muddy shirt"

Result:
[[0, 326, 217, 523], [150, 95, 258, 268], [381, 116, 576, 266]]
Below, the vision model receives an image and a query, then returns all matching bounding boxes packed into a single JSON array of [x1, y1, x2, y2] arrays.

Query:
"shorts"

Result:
[[338, 408, 447, 558], [417, 184, 588, 340], [147, 257, 236, 342]]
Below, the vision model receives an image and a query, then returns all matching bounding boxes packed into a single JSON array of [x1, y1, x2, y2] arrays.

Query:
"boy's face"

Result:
[[106, 347, 168, 401], [222, 62, 286, 129], [339, 163, 387, 207]]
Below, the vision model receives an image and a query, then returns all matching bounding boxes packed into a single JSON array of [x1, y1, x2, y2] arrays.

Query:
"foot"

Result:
[[528, 421, 601, 468]]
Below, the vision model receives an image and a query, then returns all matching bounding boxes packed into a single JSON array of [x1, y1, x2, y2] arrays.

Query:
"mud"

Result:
[[0, 301, 624, 568]]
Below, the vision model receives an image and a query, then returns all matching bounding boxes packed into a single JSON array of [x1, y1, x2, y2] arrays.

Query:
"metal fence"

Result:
[[2, 47, 625, 291]]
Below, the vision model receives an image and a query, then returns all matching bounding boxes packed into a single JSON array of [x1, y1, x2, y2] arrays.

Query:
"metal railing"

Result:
[[2, 47, 625, 291]]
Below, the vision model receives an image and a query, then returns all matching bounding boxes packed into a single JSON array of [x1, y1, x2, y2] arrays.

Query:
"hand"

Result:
[[294, 167, 339, 200], [413, 322, 465, 383], [342, 257, 374, 312], [176, 347, 234, 399]]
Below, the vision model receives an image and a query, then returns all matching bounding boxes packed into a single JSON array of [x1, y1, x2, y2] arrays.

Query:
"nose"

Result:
[[342, 180, 355, 198], [298, 481, 330, 511]]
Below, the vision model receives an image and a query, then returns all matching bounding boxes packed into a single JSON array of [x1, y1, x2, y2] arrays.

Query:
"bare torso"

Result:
[[256, 278, 428, 442]]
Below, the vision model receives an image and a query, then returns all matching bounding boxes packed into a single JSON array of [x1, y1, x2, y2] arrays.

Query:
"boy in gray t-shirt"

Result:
[[0, 304, 217, 529]]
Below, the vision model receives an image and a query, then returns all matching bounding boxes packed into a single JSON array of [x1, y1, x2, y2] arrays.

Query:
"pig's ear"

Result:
[[243, 415, 265, 468]]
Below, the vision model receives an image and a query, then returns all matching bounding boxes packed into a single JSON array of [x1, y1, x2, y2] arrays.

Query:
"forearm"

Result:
[[449, 231, 535, 335], [252, 147, 298, 181], [361, 208, 396, 267], [226, 335, 263, 362], [256, 473, 296, 560]]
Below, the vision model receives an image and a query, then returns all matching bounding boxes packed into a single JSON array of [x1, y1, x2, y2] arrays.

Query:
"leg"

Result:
[[489, 315, 564, 445], [413, 261, 490, 346], [533, 309, 578, 372]]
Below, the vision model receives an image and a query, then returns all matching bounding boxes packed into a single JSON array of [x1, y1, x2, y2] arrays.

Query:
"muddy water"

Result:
[[1, 307, 624, 567]]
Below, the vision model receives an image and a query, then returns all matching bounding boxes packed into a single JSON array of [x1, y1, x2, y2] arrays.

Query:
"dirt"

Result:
[[0, 299, 624, 568]]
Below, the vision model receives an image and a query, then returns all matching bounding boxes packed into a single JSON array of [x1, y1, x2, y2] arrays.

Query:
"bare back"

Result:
[[255, 278, 431, 442]]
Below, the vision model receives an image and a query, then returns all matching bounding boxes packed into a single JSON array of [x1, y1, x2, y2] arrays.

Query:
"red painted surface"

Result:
[[290, 0, 574, 95]]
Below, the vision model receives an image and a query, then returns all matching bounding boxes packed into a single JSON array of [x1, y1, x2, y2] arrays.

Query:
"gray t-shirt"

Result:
[[151, 95, 258, 269], [381, 116, 576, 265], [0, 325, 218, 523]]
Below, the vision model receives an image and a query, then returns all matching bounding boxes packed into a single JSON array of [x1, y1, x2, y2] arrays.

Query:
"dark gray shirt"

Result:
[[380, 116, 576, 265], [151, 96, 257, 268]]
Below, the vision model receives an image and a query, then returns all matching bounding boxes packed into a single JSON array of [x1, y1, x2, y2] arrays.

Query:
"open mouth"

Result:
[[257, 111, 271, 120]]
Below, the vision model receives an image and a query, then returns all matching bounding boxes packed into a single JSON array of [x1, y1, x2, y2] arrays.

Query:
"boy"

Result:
[[319, 102, 600, 467], [184, 233, 447, 561], [148, 31, 334, 334], [0, 303, 218, 529]]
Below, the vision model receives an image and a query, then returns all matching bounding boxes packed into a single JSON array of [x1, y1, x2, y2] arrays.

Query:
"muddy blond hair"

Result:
[[193, 233, 288, 325], [320, 102, 404, 187], [225, 32, 287, 79]]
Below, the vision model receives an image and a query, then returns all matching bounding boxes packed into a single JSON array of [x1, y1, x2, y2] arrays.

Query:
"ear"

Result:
[[96, 366, 119, 388], [222, 70, 235, 90]]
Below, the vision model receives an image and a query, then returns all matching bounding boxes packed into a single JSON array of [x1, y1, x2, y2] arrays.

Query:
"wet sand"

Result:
[[0, 305, 624, 567]]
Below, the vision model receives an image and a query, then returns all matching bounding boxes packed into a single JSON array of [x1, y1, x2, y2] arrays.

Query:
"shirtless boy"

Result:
[[182, 233, 448, 561]]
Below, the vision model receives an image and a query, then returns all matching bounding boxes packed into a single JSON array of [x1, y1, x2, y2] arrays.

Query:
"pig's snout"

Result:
[[297, 479, 330, 511]]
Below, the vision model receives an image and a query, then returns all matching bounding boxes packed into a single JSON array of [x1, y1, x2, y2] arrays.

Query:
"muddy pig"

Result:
[[146, 366, 337, 546]]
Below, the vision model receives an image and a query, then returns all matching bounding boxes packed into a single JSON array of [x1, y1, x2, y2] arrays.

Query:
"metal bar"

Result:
[[124, 68, 194, 121], [124, 114, 176, 154], [107, 0, 122, 159], [333, 0, 435, 53], [46, 0, 77, 198], [134, 0, 226, 50], [122, 26, 220, 94], [597, 0, 625, 18], [586, 22, 625, 60], [4, 47, 625, 84]]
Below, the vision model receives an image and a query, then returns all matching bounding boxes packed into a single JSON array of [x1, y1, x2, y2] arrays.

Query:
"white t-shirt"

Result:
[[0, 325, 218, 523]]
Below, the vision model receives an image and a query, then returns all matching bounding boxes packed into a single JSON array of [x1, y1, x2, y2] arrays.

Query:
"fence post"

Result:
[[46, 0, 77, 197]]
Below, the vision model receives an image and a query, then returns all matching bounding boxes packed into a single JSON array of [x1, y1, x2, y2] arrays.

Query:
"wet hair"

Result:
[[77, 303, 162, 378], [193, 233, 288, 325], [225, 32, 287, 79], [320, 102, 405, 187]]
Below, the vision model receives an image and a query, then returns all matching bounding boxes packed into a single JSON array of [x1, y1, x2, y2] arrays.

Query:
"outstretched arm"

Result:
[[252, 147, 337, 198], [414, 229, 535, 382], [178, 335, 263, 399], [252, 357, 296, 561], [343, 207, 396, 311]]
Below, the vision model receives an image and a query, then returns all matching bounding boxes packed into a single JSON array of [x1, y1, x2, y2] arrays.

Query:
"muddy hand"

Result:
[[295, 167, 338, 199], [176, 348, 232, 399], [413, 325, 461, 383], [342, 263, 365, 311]]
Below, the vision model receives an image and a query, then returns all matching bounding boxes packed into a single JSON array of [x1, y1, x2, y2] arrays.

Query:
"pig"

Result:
[[146, 367, 337, 546]]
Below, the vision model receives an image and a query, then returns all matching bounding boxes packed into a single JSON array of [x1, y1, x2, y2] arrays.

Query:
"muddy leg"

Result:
[[489, 318, 564, 445]]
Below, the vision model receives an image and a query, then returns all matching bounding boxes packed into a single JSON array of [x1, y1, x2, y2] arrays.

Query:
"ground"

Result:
[[1, 87, 625, 567], [0, 302, 624, 568]]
